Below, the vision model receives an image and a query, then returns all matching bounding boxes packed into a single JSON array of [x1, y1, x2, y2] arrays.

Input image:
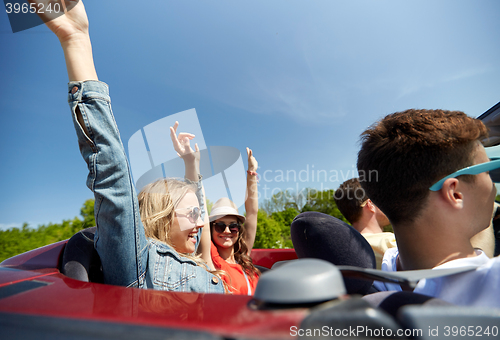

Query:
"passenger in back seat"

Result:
[[334, 178, 394, 269]]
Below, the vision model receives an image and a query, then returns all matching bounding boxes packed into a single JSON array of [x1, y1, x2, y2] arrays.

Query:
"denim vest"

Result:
[[67, 80, 224, 293], [147, 240, 223, 292]]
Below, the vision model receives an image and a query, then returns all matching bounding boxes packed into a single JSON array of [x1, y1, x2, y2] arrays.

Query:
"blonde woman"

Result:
[[39, 0, 224, 292]]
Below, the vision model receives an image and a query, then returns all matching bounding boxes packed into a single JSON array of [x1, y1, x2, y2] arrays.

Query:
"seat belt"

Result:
[[336, 265, 479, 290]]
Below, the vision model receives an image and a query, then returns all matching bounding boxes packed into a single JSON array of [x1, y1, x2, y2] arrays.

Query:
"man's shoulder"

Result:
[[436, 250, 492, 269], [362, 232, 397, 248], [415, 254, 500, 307]]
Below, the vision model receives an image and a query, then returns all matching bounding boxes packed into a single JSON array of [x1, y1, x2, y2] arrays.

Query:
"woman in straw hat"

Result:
[[209, 148, 260, 295]]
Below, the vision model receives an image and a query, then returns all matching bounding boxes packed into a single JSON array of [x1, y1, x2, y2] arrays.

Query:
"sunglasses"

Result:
[[429, 158, 500, 191], [212, 221, 241, 234], [175, 206, 202, 224]]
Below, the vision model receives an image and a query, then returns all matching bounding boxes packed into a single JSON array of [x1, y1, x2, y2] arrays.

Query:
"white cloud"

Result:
[[397, 66, 491, 100], [441, 67, 490, 83]]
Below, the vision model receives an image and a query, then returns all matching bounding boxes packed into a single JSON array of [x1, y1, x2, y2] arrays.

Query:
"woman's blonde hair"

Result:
[[138, 178, 229, 292], [138, 178, 194, 246]]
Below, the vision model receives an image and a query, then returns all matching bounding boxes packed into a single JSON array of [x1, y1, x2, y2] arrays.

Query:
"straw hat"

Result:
[[209, 197, 246, 224]]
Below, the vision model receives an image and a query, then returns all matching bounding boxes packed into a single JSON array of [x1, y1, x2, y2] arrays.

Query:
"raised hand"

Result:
[[29, 0, 97, 81], [244, 147, 259, 254], [170, 121, 200, 162], [29, 0, 88, 43], [246, 147, 258, 173], [170, 121, 200, 181]]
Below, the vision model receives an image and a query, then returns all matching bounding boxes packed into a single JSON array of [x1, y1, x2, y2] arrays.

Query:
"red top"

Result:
[[211, 242, 259, 295]]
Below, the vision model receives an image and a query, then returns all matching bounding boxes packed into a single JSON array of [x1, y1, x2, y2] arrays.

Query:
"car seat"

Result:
[[291, 211, 377, 295], [61, 227, 103, 283]]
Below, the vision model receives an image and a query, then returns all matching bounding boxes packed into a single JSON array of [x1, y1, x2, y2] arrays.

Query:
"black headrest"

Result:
[[291, 212, 376, 295], [61, 227, 103, 283]]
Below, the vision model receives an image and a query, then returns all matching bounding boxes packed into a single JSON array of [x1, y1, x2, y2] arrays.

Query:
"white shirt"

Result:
[[373, 247, 402, 292], [374, 247, 500, 307]]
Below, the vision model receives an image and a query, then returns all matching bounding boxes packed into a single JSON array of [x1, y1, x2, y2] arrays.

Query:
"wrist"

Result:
[[185, 173, 203, 183], [59, 31, 91, 48], [182, 156, 197, 164]]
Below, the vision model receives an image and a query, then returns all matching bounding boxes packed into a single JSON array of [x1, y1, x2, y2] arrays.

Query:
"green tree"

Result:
[[260, 189, 305, 215], [206, 198, 213, 215], [80, 199, 96, 227], [0, 199, 95, 263], [255, 188, 355, 249], [253, 210, 284, 249], [270, 207, 298, 248], [301, 189, 348, 223]]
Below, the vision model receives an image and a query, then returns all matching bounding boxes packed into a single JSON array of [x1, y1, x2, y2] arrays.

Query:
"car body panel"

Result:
[[0, 241, 305, 339]]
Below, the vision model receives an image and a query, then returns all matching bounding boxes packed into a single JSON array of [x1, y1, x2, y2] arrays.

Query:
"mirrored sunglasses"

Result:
[[212, 221, 241, 234], [175, 206, 201, 224]]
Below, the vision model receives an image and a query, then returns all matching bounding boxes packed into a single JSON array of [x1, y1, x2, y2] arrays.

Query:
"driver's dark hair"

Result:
[[357, 109, 488, 226]]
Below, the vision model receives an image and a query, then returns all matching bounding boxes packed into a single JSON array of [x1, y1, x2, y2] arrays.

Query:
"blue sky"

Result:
[[1, 0, 499, 230]]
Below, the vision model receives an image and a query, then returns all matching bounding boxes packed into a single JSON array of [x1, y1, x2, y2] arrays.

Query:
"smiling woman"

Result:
[[139, 179, 201, 255], [210, 200, 260, 295], [27, 0, 227, 293], [208, 148, 261, 295]]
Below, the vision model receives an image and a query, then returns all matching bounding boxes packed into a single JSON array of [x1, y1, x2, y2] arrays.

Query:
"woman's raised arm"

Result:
[[33, 0, 149, 287], [31, 0, 97, 81], [243, 147, 259, 254], [170, 122, 215, 269]]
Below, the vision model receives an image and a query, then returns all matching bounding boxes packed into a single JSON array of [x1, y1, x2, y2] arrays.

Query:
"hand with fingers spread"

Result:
[[170, 121, 201, 182], [170, 122, 211, 268], [170, 121, 199, 162]]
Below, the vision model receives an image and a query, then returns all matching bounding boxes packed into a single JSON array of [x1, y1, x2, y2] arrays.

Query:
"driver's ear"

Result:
[[440, 178, 464, 209]]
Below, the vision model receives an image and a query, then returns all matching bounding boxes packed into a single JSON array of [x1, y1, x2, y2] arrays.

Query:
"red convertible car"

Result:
[[0, 237, 305, 339], [1, 102, 500, 339], [1, 227, 500, 339]]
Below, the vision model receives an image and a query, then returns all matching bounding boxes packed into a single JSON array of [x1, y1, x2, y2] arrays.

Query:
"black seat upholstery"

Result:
[[363, 291, 452, 318], [291, 212, 377, 295], [61, 227, 103, 283]]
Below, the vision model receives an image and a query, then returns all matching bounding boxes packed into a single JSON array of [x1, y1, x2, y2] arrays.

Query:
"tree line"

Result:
[[0, 199, 96, 263], [253, 188, 349, 248], [0, 188, 351, 263]]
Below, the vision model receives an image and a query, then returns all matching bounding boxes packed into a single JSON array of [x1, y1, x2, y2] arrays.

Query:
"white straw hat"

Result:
[[209, 197, 245, 223]]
